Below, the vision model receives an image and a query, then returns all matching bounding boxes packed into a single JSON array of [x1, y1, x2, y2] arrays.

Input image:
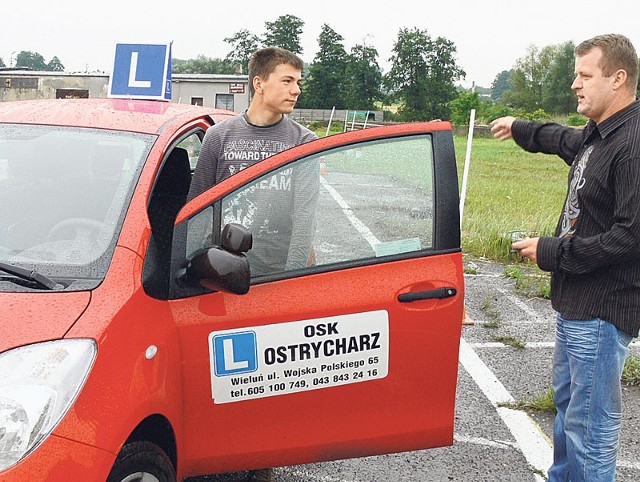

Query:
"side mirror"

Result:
[[176, 223, 252, 295], [221, 222, 252, 253]]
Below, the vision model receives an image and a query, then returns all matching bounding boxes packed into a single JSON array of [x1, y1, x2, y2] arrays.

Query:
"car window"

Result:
[[185, 134, 435, 278], [177, 133, 202, 171], [0, 124, 152, 288], [312, 135, 434, 263]]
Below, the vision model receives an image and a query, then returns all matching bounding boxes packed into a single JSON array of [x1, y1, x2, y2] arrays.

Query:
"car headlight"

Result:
[[0, 339, 96, 471]]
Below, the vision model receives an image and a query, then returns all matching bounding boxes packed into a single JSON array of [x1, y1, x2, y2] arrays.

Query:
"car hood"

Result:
[[0, 291, 91, 353]]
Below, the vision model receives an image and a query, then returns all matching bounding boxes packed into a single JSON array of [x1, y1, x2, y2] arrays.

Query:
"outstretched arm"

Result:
[[490, 116, 517, 141]]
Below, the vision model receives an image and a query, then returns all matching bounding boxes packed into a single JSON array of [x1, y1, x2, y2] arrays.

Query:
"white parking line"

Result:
[[618, 460, 640, 470], [469, 341, 554, 348], [454, 433, 519, 450], [469, 337, 639, 350], [496, 287, 548, 322], [463, 339, 640, 475], [320, 177, 380, 250], [282, 468, 359, 482], [324, 179, 635, 477], [323, 177, 553, 479], [459, 338, 553, 481]]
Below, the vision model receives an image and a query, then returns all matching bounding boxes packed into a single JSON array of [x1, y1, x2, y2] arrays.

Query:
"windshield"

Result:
[[0, 124, 153, 291]]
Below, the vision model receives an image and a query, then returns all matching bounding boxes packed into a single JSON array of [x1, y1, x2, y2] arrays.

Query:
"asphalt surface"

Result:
[[190, 257, 640, 482]]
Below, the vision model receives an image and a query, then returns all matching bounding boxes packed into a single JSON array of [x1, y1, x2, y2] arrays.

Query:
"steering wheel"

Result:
[[47, 218, 105, 241]]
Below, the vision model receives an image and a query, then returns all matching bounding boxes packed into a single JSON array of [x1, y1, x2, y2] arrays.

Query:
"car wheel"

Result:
[[107, 441, 176, 482]]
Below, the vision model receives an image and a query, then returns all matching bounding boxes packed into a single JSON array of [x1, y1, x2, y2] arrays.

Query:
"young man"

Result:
[[187, 47, 318, 482], [491, 34, 639, 481], [188, 47, 319, 278]]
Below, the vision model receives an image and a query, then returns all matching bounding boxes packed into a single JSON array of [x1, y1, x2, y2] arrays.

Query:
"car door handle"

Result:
[[398, 287, 457, 302]]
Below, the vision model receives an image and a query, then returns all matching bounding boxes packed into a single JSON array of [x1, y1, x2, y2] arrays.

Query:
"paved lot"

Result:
[[192, 258, 640, 482], [191, 169, 638, 481]]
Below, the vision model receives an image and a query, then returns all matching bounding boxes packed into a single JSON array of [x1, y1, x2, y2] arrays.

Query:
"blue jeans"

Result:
[[548, 315, 633, 482]]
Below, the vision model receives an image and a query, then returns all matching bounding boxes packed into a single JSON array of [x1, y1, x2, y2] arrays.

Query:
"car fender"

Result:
[[57, 247, 185, 463]]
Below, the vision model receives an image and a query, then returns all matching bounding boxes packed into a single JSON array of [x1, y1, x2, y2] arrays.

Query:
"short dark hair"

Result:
[[575, 34, 639, 92], [247, 47, 304, 96]]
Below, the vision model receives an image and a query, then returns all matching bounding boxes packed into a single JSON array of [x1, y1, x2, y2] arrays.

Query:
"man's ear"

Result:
[[252, 76, 263, 94], [611, 69, 629, 91]]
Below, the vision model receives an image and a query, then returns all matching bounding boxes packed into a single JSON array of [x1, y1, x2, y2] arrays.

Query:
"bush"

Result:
[[477, 103, 515, 124], [520, 109, 552, 122], [567, 113, 588, 126], [383, 110, 403, 123], [449, 91, 481, 127]]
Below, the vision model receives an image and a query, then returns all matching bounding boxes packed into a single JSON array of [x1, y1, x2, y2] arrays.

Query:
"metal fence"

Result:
[[290, 108, 385, 132], [291, 108, 384, 123]]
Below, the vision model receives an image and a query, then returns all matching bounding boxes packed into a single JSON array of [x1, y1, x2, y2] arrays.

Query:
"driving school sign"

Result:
[[108, 43, 172, 100], [208, 311, 389, 404]]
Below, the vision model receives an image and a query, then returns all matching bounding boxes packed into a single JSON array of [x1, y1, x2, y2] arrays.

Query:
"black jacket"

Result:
[[512, 100, 640, 337]]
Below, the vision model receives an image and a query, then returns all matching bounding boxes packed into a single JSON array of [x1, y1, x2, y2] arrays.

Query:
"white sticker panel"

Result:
[[208, 310, 389, 404]]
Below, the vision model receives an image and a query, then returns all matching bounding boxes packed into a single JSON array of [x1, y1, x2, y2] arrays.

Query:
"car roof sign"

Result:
[[108, 42, 172, 101]]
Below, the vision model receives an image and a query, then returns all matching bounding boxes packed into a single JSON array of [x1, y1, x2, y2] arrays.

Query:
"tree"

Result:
[[224, 29, 260, 75], [16, 51, 48, 70], [0, 57, 5, 68], [502, 44, 558, 112], [343, 43, 383, 110], [263, 14, 304, 54], [491, 70, 512, 102], [385, 28, 465, 121], [172, 55, 234, 75], [47, 56, 64, 72], [299, 24, 348, 109], [542, 41, 576, 114], [449, 90, 481, 126]]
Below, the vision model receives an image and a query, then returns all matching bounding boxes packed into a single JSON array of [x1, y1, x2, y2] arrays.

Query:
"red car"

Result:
[[0, 98, 464, 481]]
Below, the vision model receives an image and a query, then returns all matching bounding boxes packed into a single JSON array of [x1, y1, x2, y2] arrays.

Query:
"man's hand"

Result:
[[511, 237, 539, 264], [490, 116, 517, 141]]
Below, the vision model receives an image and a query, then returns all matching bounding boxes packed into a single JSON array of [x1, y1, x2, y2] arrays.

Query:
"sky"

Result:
[[2, 0, 639, 89]]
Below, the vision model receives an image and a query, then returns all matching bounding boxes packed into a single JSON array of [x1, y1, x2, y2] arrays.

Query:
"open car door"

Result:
[[171, 121, 464, 475]]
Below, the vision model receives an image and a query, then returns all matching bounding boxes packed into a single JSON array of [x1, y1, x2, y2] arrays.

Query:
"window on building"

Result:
[[56, 89, 89, 99], [215, 93, 234, 111]]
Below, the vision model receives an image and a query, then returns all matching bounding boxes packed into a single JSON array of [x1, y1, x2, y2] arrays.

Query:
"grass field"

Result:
[[454, 134, 568, 261]]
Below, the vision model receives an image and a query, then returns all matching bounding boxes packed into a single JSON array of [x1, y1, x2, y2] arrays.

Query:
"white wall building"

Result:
[[0, 70, 250, 112]]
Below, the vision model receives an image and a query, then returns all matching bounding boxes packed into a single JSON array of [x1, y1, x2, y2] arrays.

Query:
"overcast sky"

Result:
[[2, 0, 638, 88]]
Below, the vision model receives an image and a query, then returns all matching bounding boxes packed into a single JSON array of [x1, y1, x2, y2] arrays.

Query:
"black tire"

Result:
[[107, 441, 176, 482]]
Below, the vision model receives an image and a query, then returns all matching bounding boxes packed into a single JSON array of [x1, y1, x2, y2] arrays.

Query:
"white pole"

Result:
[[343, 110, 349, 132], [459, 108, 476, 228], [350, 111, 357, 131], [363, 111, 370, 129], [325, 106, 336, 137]]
